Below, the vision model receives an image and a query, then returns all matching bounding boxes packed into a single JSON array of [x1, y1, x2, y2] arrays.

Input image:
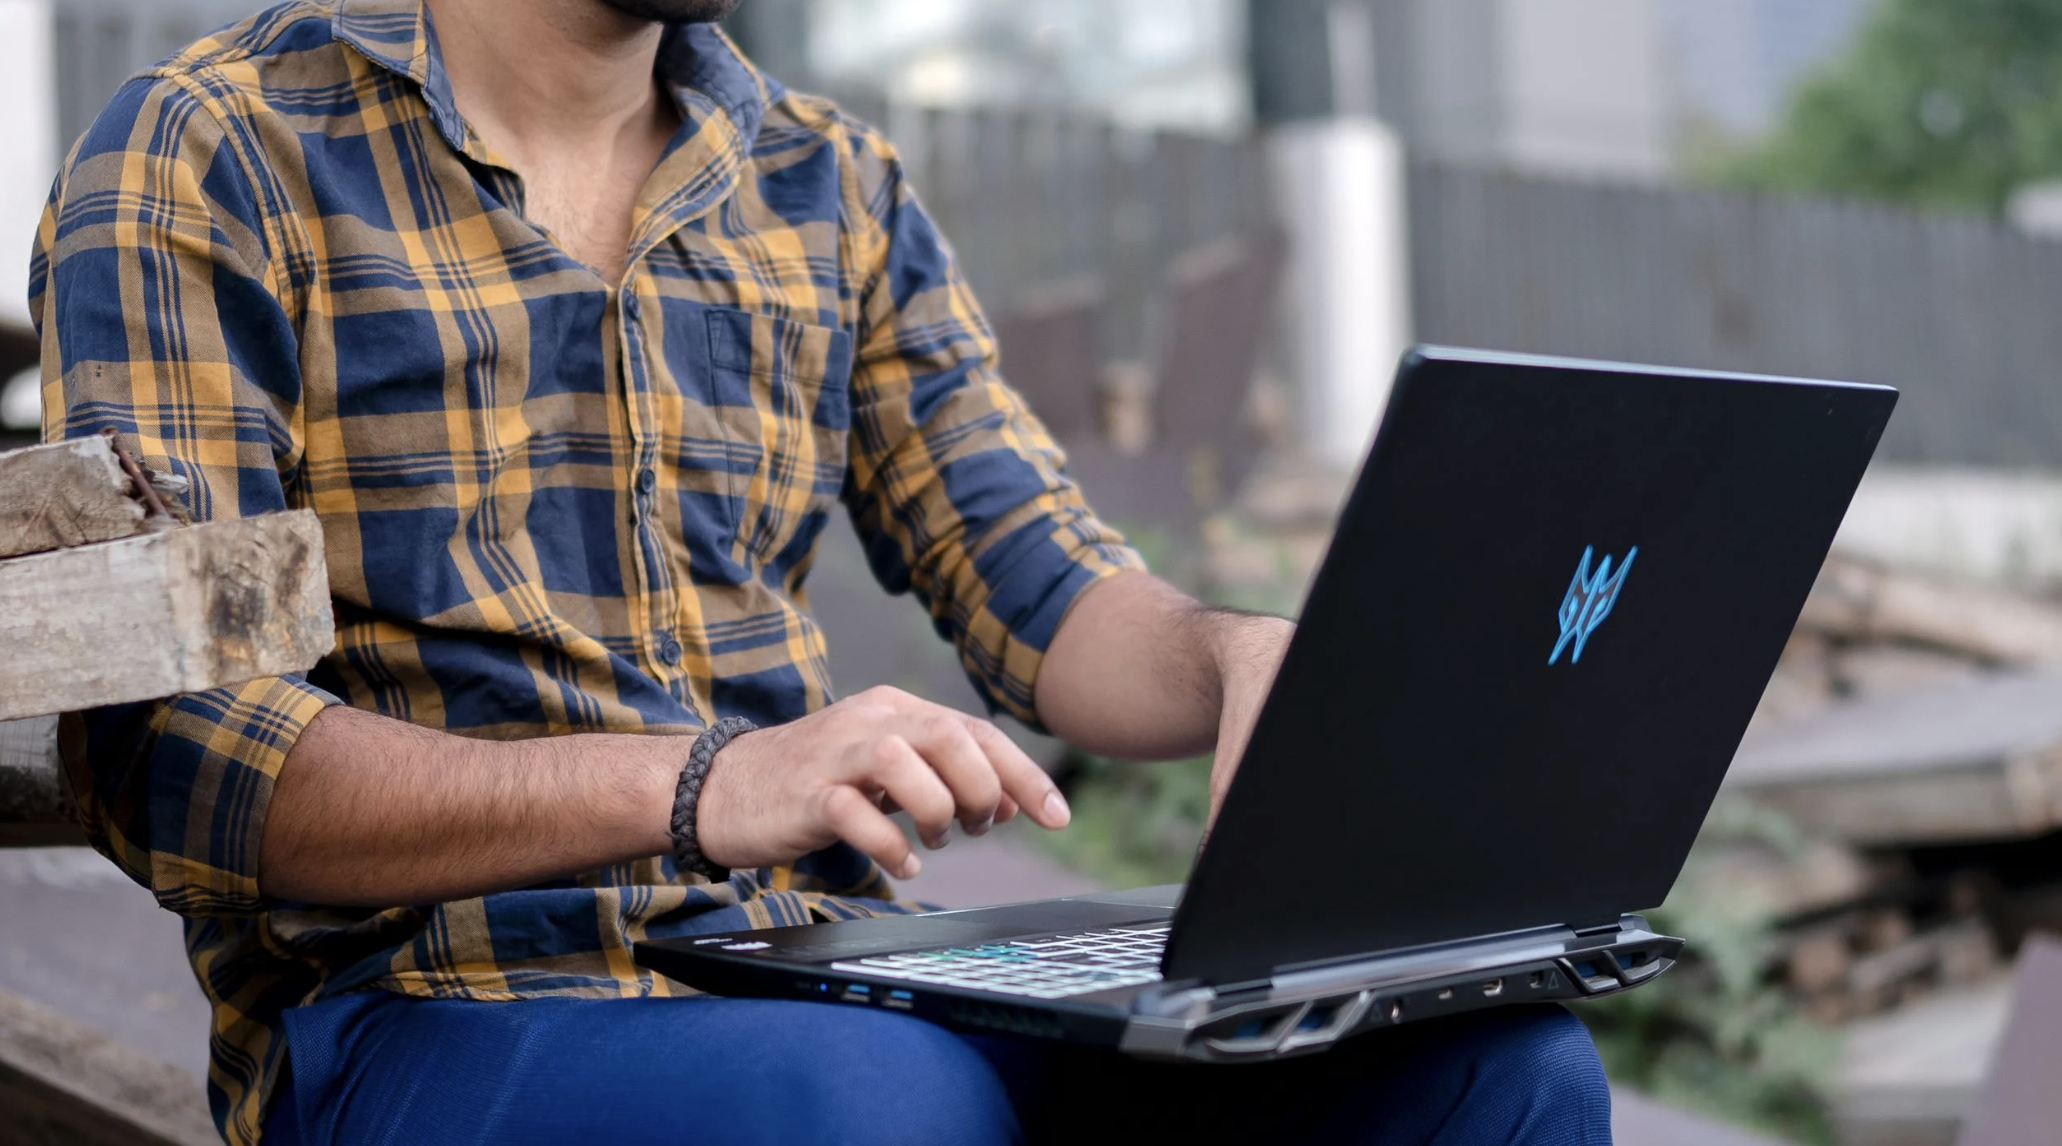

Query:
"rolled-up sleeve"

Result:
[[33, 75, 336, 916], [837, 119, 1146, 727]]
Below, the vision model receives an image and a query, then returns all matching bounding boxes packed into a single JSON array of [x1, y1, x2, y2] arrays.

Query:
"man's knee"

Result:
[[1464, 1007, 1611, 1141]]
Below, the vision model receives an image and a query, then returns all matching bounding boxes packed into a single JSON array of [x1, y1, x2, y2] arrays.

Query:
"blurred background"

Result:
[[9, 1, 2062, 1144]]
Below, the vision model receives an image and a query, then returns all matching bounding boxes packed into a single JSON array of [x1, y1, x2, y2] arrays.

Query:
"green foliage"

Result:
[[1036, 753, 1211, 889], [1578, 801, 1841, 1145], [1716, 0, 2062, 213]]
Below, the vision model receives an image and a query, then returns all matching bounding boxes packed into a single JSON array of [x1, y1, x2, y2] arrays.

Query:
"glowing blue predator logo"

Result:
[[1550, 545, 1638, 666]]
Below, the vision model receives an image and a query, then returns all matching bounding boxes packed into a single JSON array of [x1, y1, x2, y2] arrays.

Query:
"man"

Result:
[[32, 0, 1611, 1142]]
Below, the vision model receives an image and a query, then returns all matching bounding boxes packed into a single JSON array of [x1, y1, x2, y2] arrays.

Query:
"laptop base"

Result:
[[635, 889, 1680, 1062]]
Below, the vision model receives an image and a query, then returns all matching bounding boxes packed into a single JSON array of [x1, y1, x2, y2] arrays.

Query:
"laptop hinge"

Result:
[[1570, 918, 1625, 938]]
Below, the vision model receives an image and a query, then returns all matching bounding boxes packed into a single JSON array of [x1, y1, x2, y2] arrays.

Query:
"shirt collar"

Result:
[[330, 0, 778, 159]]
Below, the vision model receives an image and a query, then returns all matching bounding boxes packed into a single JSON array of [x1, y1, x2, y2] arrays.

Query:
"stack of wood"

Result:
[[0, 433, 334, 1146], [0, 432, 332, 831], [1752, 553, 2062, 731], [1721, 557, 2062, 1042]]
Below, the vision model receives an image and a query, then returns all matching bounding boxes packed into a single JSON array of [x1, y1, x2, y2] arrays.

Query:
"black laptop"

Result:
[[636, 346, 1896, 1062]]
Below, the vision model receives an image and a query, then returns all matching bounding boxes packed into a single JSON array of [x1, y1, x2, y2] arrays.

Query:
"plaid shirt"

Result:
[[30, 3, 1141, 1141]]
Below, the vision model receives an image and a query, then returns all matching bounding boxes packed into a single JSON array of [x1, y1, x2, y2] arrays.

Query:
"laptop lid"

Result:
[[1163, 347, 1896, 986]]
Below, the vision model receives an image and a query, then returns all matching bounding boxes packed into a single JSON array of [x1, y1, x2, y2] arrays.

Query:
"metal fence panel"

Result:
[[1408, 160, 2062, 468]]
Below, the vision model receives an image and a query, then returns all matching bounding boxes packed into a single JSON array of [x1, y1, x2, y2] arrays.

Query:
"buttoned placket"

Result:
[[615, 278, 689, 686]]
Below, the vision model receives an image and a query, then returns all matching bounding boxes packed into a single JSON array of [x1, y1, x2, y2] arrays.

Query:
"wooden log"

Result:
[[0, 511, 333, 722], [1848, 919, 1994, 1000], [1797, 556, 2062, 666], [0, 438, 149, 560], [1728, 669, 2062, 844], [0, 986, 216, 1146], [1832, 644, 1984, 699]]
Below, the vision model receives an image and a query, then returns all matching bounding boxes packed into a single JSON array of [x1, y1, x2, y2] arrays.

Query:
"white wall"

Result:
[[1837, 468, 2062, 592], [0, 0, 53, 329]]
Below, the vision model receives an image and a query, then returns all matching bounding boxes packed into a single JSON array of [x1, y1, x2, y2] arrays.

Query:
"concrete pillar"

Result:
[[1249, 0, 1413, 468]]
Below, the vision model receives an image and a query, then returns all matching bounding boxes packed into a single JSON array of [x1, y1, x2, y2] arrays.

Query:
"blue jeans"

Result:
[[270, 991, 1610, 1145]]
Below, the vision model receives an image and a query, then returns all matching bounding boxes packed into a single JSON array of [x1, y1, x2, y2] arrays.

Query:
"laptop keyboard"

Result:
[[829, 924, 1169, 999]]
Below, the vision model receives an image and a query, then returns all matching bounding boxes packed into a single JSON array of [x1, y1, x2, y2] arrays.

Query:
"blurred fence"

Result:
[[827, 92, 1273, 358], [42, 1, 1277, 362], [51, 6, 2062, 469], [1408, 161, 2062, 469], [51, 0, 256, 154]]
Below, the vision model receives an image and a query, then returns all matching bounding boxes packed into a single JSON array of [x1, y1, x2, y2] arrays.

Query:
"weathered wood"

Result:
[[1848, 919, 1997, 998], [1837, 976, 2011, 1146], [1833, 644, 1984, 698], [1727, 670, 2062, 844], [0, 986, 216, 1146], [1799, 558, 2062, 666], [0, 438, 148, 560], [1958, 935, 2062, 1146], [0, 511, 333, 723], [0, 718, 76, 847]]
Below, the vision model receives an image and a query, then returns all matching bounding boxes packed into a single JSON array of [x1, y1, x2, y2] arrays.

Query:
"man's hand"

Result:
[[1036, 572, 1296, 828], [1203, 615, 1295, 827], [695, 687, 1072, 880]]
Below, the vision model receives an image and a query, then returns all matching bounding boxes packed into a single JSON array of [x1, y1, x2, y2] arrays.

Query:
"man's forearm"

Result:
[[1036, 572, 1293, 761], [258, 705, 679, 906]]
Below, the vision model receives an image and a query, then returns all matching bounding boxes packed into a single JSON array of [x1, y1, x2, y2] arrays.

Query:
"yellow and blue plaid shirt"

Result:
[[29, 3, 1141, 1141]]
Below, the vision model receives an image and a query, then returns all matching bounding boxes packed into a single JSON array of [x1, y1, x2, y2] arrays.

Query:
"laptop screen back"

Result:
[[1164, 348, 1896, 985]]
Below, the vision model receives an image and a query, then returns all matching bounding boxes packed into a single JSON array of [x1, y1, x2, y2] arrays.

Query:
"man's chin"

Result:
[[597, 0, 741, 23]]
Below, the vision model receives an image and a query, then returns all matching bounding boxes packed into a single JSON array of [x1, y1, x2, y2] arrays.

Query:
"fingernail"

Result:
[[1043, 790, 1071, 826], [971, 813, 994, 837], [924, 827, 951, 850], [900, 855, 922, 879]]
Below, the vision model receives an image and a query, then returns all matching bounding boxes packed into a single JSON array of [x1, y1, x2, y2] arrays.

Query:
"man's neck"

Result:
[[424, 0, 671, 159]]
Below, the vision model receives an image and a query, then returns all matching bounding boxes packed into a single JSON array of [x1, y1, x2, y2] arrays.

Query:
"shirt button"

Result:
[[657, 635, 682, 666], [636, 467, 657, 495], [622, 292, 641, 320]]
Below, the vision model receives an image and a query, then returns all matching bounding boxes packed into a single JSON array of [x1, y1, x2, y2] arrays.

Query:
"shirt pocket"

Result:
[[704, 310, 854, 565]]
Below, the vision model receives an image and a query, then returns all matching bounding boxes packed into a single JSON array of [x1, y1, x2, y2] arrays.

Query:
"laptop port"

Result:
[[1386, 999, 1402, 1022], [885, 989, 914, 1010], [1482, 978, 1504, 998], [841, 984, 871, 1002], [1436, 987, 1454, 1001], [1528, 971, 1546, 989]]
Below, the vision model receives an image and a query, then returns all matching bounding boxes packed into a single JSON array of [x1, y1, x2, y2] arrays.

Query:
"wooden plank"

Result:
[[0, 511, 333, 722], [1831, 562, 2062, 665], [1958, 935, 2062, 1146], [0, 986, 215, 1146], [0, 438, 150, 560], [1837, 976, 2011, 1146], [1727, 670, 2062, 843], [1612, 1089, 1787, 1146]]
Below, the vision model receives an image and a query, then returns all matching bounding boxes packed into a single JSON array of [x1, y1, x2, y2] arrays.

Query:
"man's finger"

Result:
[[822, 784, 921, 880], [902, 710, 1005, 835], [963, 717, 1069, 830], [862, 734, 958, 849]]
